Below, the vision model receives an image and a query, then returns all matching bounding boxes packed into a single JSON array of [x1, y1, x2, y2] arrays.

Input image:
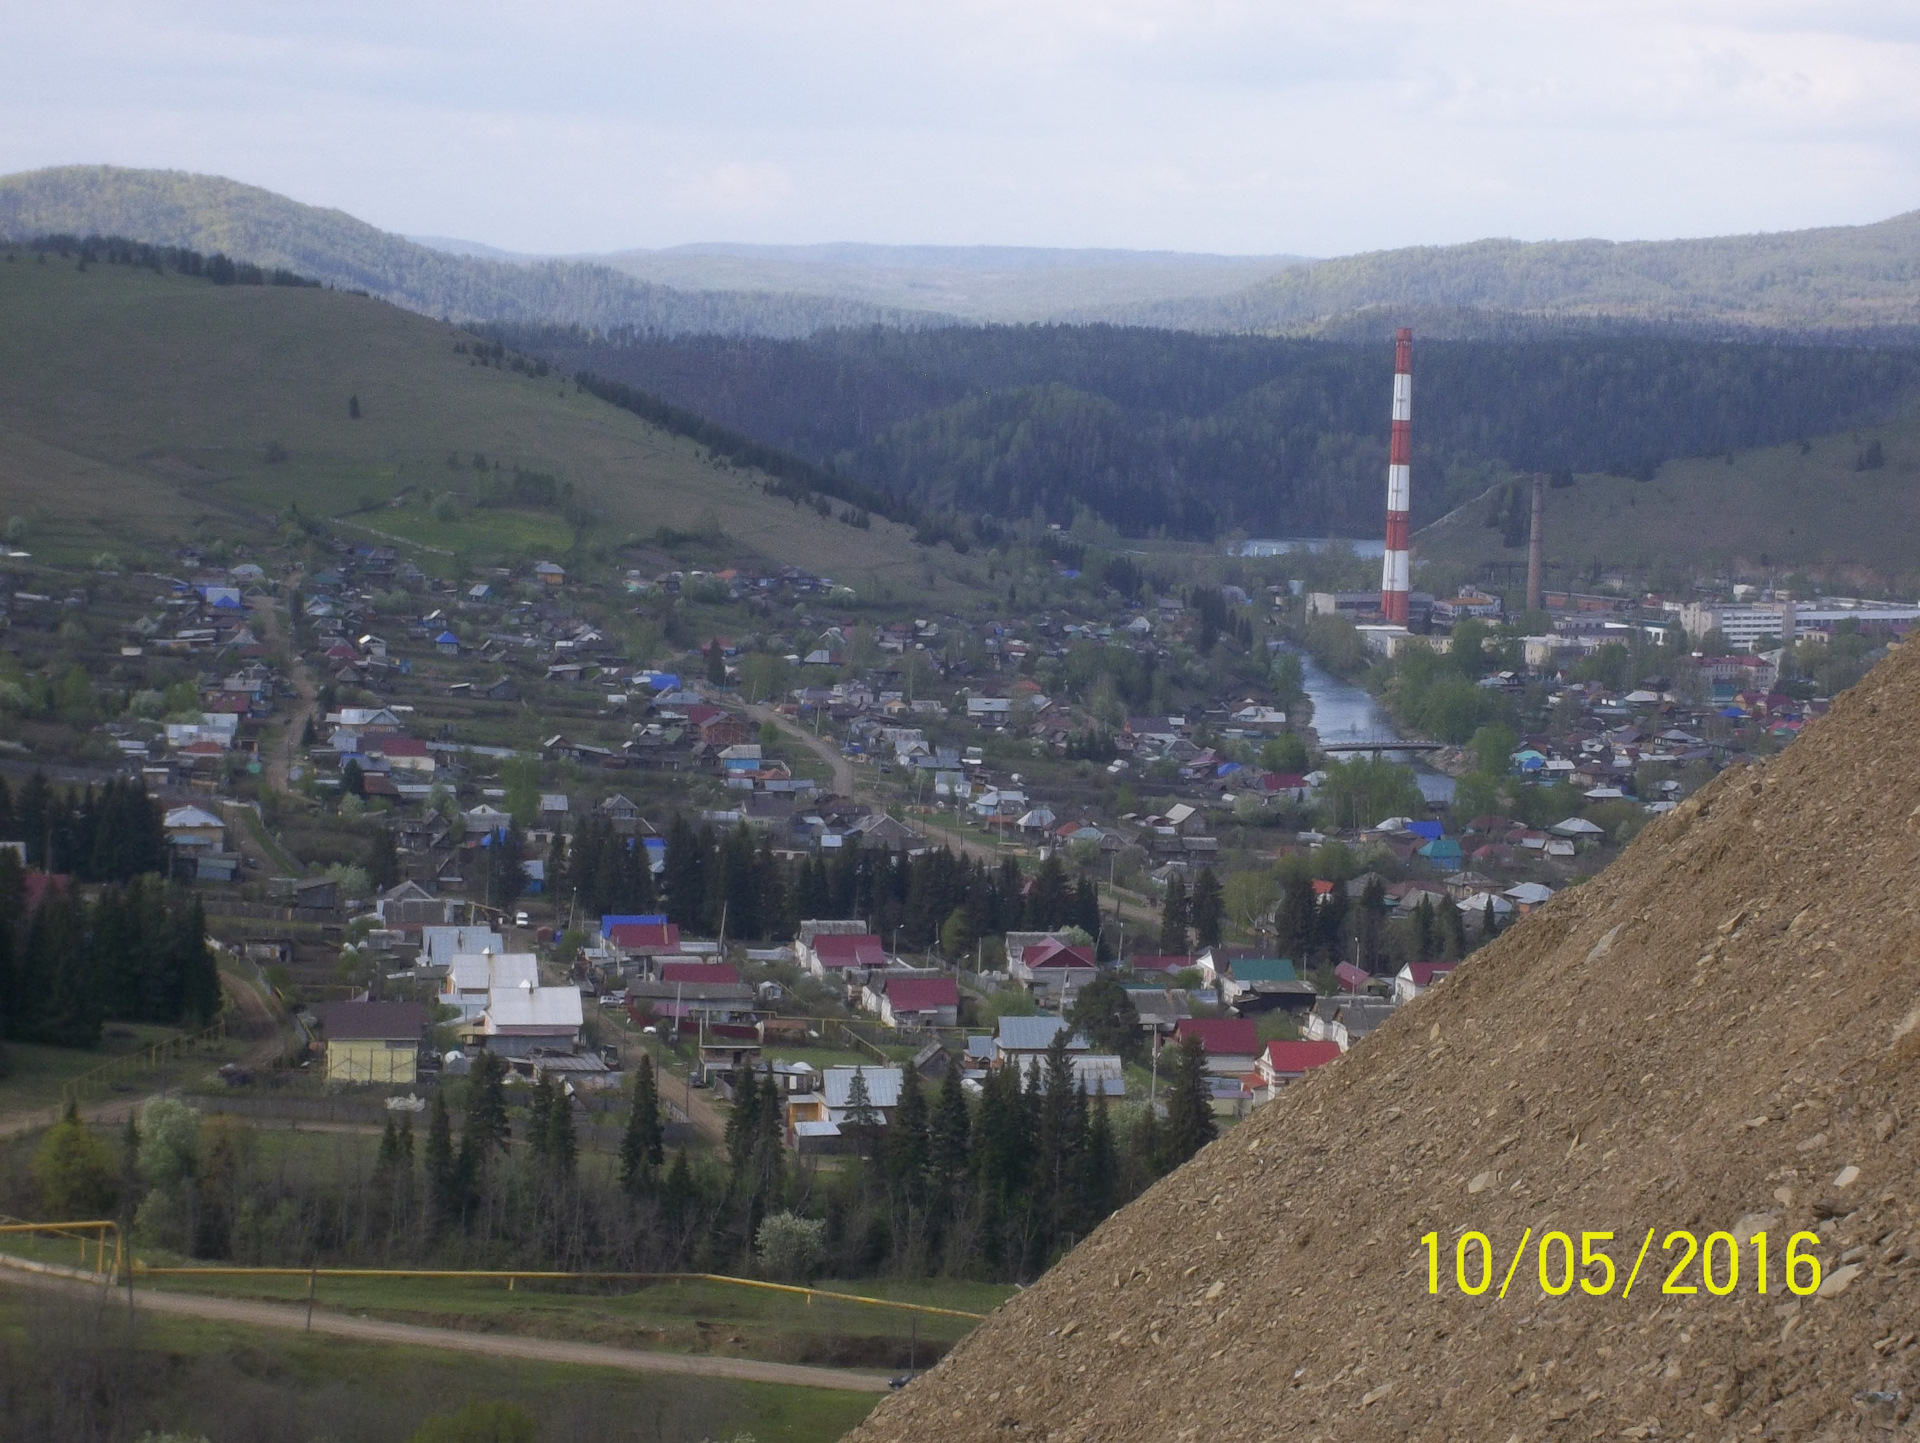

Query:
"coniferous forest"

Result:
[[510, 324, 1920, 540], [0, 775, 218, 1047]]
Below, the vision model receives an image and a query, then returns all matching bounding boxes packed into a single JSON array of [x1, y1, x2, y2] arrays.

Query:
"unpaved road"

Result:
[[746, 702, 854, 797], [0, 1258, 891, 1393]]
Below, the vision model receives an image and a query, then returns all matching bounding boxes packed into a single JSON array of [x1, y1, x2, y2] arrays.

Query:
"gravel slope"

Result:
[[854, 643, 1920, 1441]]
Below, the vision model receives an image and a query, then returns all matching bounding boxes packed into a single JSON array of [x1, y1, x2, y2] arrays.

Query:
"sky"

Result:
[[2, 1, 1916, 256]]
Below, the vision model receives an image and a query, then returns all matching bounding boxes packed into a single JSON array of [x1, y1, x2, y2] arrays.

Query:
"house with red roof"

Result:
[[660, 961, 738, 987], [1174, 1017, 1261, 1076], [1126, 953, 1193, 977], [1011, 937, 1098, 1002], [1255, 1039, 1341, 1099], [862, 974, 960, 1029], [1395, 960, 1456, 1002], [607, 921, 681, 960], [801, 932, 889, 981]]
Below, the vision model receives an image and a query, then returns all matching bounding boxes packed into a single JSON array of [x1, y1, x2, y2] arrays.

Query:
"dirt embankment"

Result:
[[852, 642, 1920, 1441]]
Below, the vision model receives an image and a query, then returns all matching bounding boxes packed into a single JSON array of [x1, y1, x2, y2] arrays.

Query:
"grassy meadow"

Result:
[[0, 251, 975, 597], [0, 1287, 882, 1443]]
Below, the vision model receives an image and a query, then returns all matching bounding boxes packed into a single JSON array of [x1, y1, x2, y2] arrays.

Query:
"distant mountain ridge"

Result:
[[0, 166, 942, 337], [1104, 211, 1920, 335], [6, 165, 1919, 338]]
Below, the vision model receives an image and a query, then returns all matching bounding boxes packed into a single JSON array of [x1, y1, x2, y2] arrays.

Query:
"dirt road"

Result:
[[745, 702, 854, 797], [0, 1259, 890, 1393]]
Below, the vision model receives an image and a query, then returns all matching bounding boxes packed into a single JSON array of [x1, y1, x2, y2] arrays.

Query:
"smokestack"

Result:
[[1526, 474, 1545, 613], [1379, 328, 1413, 625]]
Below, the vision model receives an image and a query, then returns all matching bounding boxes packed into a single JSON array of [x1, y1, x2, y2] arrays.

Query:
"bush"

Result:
[[408, 1402, 538, 1443], [32, 1105, 118, 1218], [755, 1211, 826, 1281]]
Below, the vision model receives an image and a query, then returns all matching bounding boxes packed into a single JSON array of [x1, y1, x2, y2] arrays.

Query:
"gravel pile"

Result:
[[851, 644, 1920, 1441]]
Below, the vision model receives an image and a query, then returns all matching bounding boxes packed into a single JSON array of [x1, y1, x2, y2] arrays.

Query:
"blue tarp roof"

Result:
[[1406, 820, 1444, 840]]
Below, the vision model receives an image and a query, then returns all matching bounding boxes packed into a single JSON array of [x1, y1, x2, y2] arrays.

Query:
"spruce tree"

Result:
[[883, 1064, 931, 1205], [1081, 1088, 1118, 1224], [425, 1089, 459, 1231], [928, 1059, 971, 1216], [1158, 874, 1190, 956], [1189, 869, 1224, 949], [844, 1066, 881, 1161], [1160, 1034, 1217, 1168], [620, 1055, 665, 1196], [545, 1083, 577, 1181]]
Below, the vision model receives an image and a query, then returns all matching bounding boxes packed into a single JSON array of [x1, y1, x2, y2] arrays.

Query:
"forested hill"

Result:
[[0, 166, 943, 338], [508, 324, 1920, 540], [1102, 210, 1920, 336]]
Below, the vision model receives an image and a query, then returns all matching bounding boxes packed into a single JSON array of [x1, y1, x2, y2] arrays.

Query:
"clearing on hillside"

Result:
[[852, 643, 1920, 1440]]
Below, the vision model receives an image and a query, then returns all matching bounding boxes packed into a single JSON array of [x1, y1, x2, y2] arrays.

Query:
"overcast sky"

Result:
[[3, 1, 1916, 256]]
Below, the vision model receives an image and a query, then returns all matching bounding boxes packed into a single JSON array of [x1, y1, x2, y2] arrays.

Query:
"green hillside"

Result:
[[0, 244, 961, 594], [1415, 402, 1920, 595], [1114, 210, 1920, 336], [0, 166, 934, 337]]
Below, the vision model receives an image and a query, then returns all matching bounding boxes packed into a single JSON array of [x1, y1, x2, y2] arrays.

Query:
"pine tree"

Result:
[[620, 1055, 665, 1196], [1158, 873, 1190, 956], [1161, 1034, 1217, 1168], [1189, 869, 1224, 950]]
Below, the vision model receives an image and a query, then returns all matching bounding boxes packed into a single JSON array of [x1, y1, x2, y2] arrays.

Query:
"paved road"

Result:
[[0, 1257, 891, 1393]]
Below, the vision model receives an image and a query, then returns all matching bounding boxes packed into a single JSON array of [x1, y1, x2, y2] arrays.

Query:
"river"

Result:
[[1294, 650, 1457, 806]]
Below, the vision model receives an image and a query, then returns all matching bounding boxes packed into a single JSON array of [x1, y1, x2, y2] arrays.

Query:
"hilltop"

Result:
[[852, 638, 1920, 1441], [0, 166, 933, 337], [0, 241, 961, 594], [1109, 210, 1920, 337]]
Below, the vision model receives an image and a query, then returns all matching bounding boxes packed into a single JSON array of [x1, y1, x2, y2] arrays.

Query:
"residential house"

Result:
[[1305, 996, 1398, 1052], [475, 981, 584, 1056], [1173, 1017, 1260, 1077], [863, 974, 960, 1029], [1010, 937, 1098, 1003], [783, 1066, 904, 1153], [421, 926, 504, 969], [444, 950, 540, 1021], [1394, 960, 1457, 1002], [1254, 1039, 1341, 1099], [316, 1001, 429, 1085], [163, 805, 226, 853], [993, 1015, 1089, 1076]]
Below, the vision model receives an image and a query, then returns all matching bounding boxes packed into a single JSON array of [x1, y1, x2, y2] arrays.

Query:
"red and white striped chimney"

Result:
[[1379, 327, 1413, 624]]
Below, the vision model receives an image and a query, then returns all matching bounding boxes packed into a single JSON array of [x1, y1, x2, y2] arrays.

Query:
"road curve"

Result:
[[0, 1257, 892, 1393]]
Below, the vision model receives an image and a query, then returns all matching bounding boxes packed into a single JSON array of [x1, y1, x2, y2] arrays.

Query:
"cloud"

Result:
[[0, 0, 1914, 252]]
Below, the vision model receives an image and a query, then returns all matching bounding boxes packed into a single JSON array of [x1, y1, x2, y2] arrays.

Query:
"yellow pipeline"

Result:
[[0, 1219, 123, 1279], [122, 1263, 987, 1320]]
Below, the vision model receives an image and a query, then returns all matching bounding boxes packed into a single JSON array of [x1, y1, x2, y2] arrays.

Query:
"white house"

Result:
[[443, 950, 540, 1020]]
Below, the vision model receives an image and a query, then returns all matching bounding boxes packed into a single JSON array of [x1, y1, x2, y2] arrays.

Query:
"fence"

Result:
[[57, 1016, 230, 1114]]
